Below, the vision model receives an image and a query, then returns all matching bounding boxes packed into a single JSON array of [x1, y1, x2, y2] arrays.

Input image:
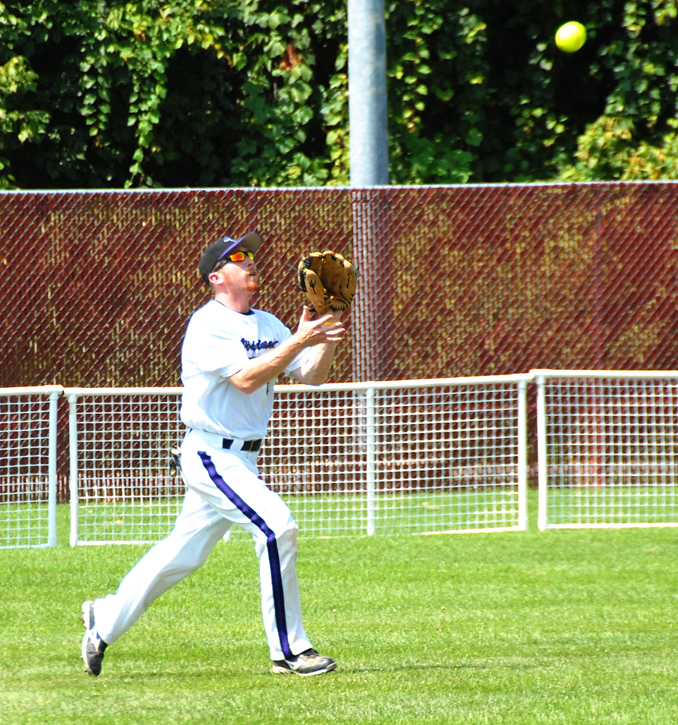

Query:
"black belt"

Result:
[[222, 438, 262, 453]]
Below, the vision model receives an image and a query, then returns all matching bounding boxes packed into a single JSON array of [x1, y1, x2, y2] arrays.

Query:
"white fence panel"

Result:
[[267, 377, 530, 537], [0, 386, 61, 549], [535, 370, 678, 530], [66, 375, 530, 545], [66, 388, 185, 546]]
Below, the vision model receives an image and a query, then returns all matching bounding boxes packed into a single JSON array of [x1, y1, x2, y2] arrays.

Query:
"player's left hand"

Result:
[[298, 250, 357, 315]]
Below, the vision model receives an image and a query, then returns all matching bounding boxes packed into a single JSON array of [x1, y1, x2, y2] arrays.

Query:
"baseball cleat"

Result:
[[272, 648, 337, 676], [81, 600, 107, 676]]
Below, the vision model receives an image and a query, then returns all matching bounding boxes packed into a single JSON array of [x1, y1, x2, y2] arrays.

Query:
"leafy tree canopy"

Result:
[[0, 0, 677, 189]]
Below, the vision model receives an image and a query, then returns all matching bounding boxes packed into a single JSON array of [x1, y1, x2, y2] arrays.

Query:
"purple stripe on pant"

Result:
[[197, 450, 293, 660]]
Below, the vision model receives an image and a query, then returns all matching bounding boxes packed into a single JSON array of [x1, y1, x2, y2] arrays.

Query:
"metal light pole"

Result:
[[347, 0, 389, 186], [348, 0, 393, 383]]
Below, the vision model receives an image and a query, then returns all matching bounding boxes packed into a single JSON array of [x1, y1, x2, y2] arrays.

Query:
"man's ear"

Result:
[[208, 270, 222, 286]]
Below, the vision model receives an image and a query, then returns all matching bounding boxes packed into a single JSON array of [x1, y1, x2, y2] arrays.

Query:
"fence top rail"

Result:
[[0, 385, 64, 397], [276, 374, 534, 393], [3, 181, 678, 197], [61, 375, 534, 399], [13, 372, 677, 398], [532, 369, 678, 380], [64, 387, 184, 398]]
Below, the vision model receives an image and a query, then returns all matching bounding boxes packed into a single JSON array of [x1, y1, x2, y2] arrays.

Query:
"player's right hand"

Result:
[[296, 306, 345, 346]]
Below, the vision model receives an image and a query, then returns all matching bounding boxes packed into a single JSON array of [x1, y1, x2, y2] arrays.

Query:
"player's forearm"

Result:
[[228, 337, 307, 394], [229, 310, 344, 393], [293, 342, 340, 386]]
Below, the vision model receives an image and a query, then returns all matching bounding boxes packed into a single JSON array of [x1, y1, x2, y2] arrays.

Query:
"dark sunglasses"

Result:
[[213, 250, 255, 273], [222, 250, 255, 263]]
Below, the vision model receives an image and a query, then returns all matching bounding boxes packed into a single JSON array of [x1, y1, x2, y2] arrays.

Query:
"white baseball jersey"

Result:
[[180, 299, 308, 438]]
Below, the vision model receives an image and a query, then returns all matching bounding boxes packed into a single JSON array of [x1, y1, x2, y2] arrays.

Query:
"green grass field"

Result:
[[1, 492, 677, 724]]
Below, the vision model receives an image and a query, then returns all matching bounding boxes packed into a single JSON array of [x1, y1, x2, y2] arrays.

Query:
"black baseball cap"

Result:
[[198, 232, 263, 284]]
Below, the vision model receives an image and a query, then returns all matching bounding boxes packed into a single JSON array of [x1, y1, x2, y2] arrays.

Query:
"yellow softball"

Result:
[[555, 22, 586, 53]]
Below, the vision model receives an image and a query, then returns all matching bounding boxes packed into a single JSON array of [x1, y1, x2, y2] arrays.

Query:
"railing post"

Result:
[[517, 379, 528, 531], [536, 375, 548, 531], [47, 390, 59, 547], [68, 393, 79, 547], [366, 386, 376, 536]]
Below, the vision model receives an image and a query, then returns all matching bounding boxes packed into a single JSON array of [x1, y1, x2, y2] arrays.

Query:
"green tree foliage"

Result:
[[0, 55, 49, 188], [0, 0, 348, 188], [556, 1, 678, 180], [385, 0, 678, 183], [0, 0, 677, 188]]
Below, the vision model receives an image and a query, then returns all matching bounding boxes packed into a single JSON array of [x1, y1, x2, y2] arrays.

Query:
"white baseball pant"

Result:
[[91, 428, 312, 661]]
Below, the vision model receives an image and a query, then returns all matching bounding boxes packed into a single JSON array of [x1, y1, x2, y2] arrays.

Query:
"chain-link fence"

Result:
[[2, 183, 677, 390]]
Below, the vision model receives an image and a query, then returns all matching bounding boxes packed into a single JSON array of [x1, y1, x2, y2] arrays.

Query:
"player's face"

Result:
[[215, 245, 259, 293]]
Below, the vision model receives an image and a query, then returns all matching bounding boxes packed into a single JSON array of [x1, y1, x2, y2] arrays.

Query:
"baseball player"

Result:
[[81, 231, 346, 677]]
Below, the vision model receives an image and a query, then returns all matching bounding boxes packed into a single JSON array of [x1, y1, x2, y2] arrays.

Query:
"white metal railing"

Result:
[[0, 385, 62, 549], [535, 370, 678, 530], [7, 370, 677, 546], [65, 375, 530, 544]]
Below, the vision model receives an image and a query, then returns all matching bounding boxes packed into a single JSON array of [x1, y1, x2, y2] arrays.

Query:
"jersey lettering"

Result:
[[241, 338, 278, 358]]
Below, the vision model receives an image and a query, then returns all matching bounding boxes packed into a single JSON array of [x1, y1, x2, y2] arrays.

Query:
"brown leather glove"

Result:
[[297, 250, 357, 314]]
